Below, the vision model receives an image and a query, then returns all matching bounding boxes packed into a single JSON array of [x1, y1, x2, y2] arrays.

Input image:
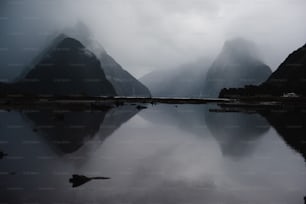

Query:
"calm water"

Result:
[[0, 104, 305, 204]]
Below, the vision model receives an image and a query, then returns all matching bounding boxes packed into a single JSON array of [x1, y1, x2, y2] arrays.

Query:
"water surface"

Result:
[[0, 104, 305, 203]]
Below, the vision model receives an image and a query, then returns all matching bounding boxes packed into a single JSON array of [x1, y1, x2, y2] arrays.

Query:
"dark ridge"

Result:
[[220, 43, 306, 98], [0, 37, 117, 97]]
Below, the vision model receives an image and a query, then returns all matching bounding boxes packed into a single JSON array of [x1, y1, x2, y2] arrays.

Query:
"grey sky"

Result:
[[1, 0, 306, 78]]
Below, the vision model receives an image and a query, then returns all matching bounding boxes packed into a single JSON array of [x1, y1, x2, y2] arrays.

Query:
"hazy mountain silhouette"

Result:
[[0, 22, 151, 97], [98, 49, 151, 97], [205, 38, 272, 97], [0, 35, 116, 97], [140, 59, 210, 97], [220, 43, 306, 97], [65, 22, 151, 97]]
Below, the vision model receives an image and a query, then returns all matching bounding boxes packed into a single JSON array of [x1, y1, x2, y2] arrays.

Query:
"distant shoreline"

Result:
[[1, 95, 306, 111], [0, 95, 232, 111]]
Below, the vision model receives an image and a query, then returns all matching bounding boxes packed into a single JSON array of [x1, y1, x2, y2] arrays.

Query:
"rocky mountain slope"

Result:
[[1, 35, 116, 97], [220, 43, 306, 97]]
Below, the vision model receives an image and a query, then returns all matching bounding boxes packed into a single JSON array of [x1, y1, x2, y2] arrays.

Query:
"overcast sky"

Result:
[[1, 0, 306, 78]]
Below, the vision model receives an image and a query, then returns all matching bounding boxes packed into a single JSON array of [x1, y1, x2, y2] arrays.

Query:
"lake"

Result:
[[0, 104, 305, 203]]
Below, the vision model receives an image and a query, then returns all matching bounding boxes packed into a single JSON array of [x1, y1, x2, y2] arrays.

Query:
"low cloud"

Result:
[[0, 0, 306, 79]]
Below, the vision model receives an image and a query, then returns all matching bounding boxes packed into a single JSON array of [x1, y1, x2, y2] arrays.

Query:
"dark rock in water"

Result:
[[136, 105, 147, 110], [0, 35, 116, 97], [69, 174, 110, 188], [115, 101, 125, 107], [205, 38, 271, 97], [0, 151, 8, 159], [220, 43, 306, 97]]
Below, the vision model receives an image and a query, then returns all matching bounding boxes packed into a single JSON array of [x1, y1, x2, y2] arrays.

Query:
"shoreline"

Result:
[[1, 95, 306, 111]]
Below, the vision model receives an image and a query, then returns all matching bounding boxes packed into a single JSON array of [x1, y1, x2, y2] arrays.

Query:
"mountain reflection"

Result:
[[0, 104, 305, 204], [22, 105, 139, 154], [140, 104, 271, 159], [139, 105, 207, 137], [261, 110, 306, 161], [205, 109, 270, 159]]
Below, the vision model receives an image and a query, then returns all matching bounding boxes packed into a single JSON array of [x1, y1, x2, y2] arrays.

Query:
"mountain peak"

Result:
[[8, 36, 117, 97], [224, 37, 256, 49], [204, 38, 272, 97], [220, 38, 261, 63]]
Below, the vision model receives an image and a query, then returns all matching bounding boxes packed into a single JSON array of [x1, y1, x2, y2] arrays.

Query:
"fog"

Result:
[[1, 0, 306, 79]]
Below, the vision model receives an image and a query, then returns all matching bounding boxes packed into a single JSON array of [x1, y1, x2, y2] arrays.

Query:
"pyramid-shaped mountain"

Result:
[[204, 38, 272, 97], [0, 35, 117, 97], [98, 49, 151, 97], [62, 22, 151, 97]]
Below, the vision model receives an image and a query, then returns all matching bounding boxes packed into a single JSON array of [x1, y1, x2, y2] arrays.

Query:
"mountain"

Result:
[[64, 22, 151, 97], [263, 43, 306, 94], [140, 59, 210, 97], [0, 35, 116, 97], [220, 43, 306, 97], [204, 38, 272, 97], [98, 49, 151, 97], [0, 22, 151, 98]]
